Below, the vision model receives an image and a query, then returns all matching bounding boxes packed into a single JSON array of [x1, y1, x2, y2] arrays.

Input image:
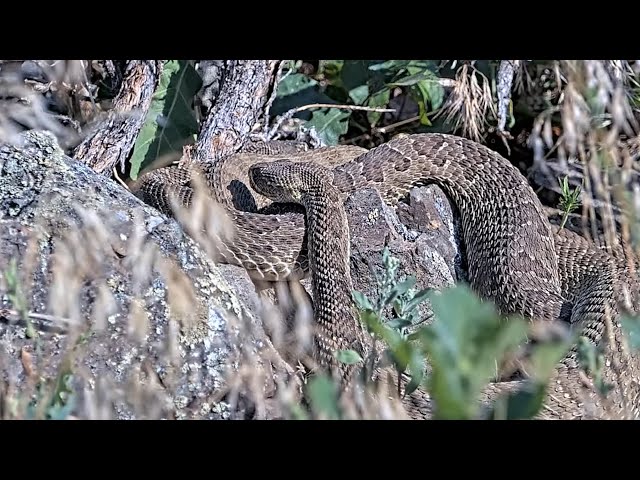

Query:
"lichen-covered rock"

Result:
[[0, 131, 292, 420]]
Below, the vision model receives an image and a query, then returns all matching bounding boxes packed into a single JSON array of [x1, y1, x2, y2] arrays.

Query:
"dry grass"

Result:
[[434, 61, 497, 142]]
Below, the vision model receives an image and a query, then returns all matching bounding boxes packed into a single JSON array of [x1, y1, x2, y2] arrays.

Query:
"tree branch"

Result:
[[72, 60, 162, 175]]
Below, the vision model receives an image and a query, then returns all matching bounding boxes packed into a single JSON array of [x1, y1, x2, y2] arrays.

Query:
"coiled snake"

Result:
[[134, 133, 640, 419]]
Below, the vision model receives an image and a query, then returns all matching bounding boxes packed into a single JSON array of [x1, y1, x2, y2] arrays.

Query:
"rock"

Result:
[[345, 186, 463, 329], [0, 131, 294, 420]]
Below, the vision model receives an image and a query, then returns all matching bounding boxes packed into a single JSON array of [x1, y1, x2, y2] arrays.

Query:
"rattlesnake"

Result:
[[133, 133, 640, 419]]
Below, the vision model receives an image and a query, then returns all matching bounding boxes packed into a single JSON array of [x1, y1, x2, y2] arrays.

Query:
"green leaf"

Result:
[[277, 72, 319, 97], [289, 403, 310, 420], [348, 84, 369, 105], [387, 337, 413, 372], [576, 336, 598, 373], [620, 314, 640, 350], [272, 73, 335, 118], [417, 77, 445, 111], [404, 348, 426, 397], [306, 375, 341, 420], [307, 108, 350, 145], [335, 349, 363, 365], [318, 60, 344, 82], [352, 290, 374, 311], [405, 287, 433, 313], [410, 72, 445, 126], [388, 71, 436, 87], [417, 99, 432, 126], [386, 317, 413, 331], [360, 309, 383, 333], [406, 60, 439, 71], [366, 87, 390, 126], [486, 383, 547, 420], [369, 60, 411, 72], [383, 276, 416, 306], [417, 285, 529, 419], [129, 60, 202, 180], [47, 392, 77, 420], [362, 310, 405, 354], [576, 336, 614, 397], [396, 276, 417, 296]]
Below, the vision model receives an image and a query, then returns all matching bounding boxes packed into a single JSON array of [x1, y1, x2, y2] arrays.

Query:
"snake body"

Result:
[[134, 133, 640, 419]]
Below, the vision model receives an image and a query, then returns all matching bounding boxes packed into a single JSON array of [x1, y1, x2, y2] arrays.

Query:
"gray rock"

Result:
[[345, 186, 463, 330], [0, 131, 294, 420]]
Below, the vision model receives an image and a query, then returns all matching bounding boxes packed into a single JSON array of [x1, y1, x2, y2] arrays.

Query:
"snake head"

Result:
[[248, 160, 334, 204]]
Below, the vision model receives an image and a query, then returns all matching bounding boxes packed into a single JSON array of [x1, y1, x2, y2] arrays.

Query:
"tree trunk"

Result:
[[190, 60, 281, 162], [72, 60, 162, 175]]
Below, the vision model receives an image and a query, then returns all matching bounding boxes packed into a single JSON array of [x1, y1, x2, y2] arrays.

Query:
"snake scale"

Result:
[[133, 133, 640, 419]]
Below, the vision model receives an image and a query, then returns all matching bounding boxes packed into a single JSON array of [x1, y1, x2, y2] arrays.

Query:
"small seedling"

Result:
[[558, 175, 582, 230]]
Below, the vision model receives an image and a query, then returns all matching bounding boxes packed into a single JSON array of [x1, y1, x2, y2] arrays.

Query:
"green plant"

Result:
[[558, 175, 582, 230], [272, 60, 449, 145], [308, 247, 575, 420]]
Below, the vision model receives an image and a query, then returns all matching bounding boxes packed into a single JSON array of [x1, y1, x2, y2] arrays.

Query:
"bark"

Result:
[[72, 61, 162, 175], [190, 60, 281, 163], [0, 130, 295, 420], [196, 60, 225, 111]]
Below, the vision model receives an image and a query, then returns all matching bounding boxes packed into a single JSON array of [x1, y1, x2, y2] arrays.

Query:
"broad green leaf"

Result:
[[306, 375, 341, 420], [396, 276, 417, 297], [307, 108, 350, 145], [47, 392, 77, 420], [349, 84, 369, 105], [406, 60, 439, 71], [129, 60, 202, 180], [361, 310, 404, 353], [417, 77, 445, 111], [360, 309, 383, 334], [352, 290, 374, 311], [410, 73, 444, 127], [417, 285, 529, 419], [335, 349, 363, 365], [393, 299, 403, 317], [576, 336, 614, 396], [387, 337, 413, 372], [404, 348, 426, 397], [289, 404, 310, 420], [620, 314, 640, 350], [366, 87, 390, 126]]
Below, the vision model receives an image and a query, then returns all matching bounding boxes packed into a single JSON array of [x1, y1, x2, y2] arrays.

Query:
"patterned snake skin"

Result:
[[133, 133, 640, 419]]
